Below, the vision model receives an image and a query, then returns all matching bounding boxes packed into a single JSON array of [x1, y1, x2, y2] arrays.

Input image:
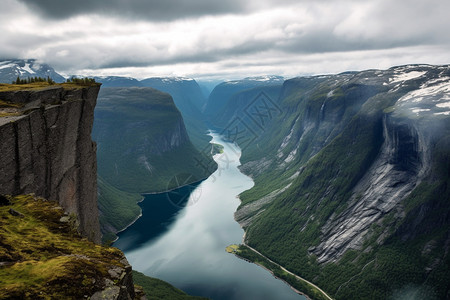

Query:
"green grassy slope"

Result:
[[132, 271, 209, 300], [0, 194, 206, 300], [0, 194, 145, 299], [97, 177, 142, 243], [139, 78, 211, 151]]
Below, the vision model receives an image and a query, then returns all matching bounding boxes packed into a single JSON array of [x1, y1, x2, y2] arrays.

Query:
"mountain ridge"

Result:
[[206, 64, 450, 299], [0, 59, 65, 83]]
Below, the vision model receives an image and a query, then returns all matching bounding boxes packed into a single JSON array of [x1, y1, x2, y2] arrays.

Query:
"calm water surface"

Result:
[[114, 133, 304, 300]]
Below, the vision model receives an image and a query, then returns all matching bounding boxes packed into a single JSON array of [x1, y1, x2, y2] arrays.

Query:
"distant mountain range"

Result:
[[81, 75, 212, 150], [204, 75, 284, 117], [0, 59, 65, 83]]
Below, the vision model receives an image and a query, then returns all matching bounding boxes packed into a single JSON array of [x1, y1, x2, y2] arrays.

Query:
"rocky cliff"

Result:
[[0, 83, 101, 243]]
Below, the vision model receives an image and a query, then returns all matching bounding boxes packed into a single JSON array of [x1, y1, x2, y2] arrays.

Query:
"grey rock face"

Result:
[[0, 85, 101, 243], [90, 257, 137, 300], [311, 65, 450, 262], [312, 115, 430, 263]]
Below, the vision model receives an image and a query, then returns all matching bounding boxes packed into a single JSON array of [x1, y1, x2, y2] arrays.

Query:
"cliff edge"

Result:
[[0, 83, 101, 243]]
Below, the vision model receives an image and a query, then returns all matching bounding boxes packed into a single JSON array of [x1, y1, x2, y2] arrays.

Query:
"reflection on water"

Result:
[[114, 133, 304, 300], [114, 181, 203, 252]]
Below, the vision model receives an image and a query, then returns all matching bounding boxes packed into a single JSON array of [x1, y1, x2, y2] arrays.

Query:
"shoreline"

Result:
[[232, 252, 311, 299], [236, 214, 332, 300], [234, 240, 334, 300], [112, 176, 208, 243], [112, 135, 218, 242], [141, 176, 208, 195], [111, 196, 145, 243]]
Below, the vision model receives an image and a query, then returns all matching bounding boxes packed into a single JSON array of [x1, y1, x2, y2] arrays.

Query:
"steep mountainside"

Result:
[[93, 87, 214, 192], [211, 85, 283, 129], [0, 83, 101, 243], [93, 87, 217, 239], [140, 77, 207, 111], [231, 65, 450, 299], [92, 76, 211, 151], [0, 59, 65, 83], [204, 75, 284, 118], [139, 77, 210, 150], [197, 80, 222, 101]]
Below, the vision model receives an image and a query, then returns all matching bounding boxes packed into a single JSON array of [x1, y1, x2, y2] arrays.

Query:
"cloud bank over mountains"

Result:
[[1, 0, 449, 79]]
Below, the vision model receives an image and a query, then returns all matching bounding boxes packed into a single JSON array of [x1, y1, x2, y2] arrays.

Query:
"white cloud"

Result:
[[0, 0, 449, 79]]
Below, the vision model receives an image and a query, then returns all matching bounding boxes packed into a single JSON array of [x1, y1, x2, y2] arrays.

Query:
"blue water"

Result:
[[114, 133, 304, 300]]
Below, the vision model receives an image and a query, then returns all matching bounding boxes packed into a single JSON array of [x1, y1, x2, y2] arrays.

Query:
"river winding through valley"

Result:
[[114, 132, 304, 300]]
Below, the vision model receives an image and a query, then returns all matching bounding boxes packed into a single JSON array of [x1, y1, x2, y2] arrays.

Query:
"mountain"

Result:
[[92, 76, 212, 151], [197, 80, 222, 100], [0, 59, 65, 83], [229, 65, 450, 299], [210, 84, 284, 129], [93, 76, 142, 87], [203, 75, 284, 118], [139, 77, 210, 150], [93, 87, 214, 193], [140, 77, 206, 111], [0, 81, 138, 298], [93, 87, 217, 240]]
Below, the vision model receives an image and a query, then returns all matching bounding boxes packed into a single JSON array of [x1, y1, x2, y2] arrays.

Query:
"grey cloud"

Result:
[[92, 39, 276, 69], [5, 0, 449, 78], [17, 0, 247, 21], [277, 31, 437, 55]]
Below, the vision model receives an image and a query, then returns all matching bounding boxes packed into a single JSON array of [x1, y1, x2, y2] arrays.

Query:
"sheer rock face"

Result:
[[312, 115, 430, 263], [0, 85, 101, 243], [235, 64, 450, 264]]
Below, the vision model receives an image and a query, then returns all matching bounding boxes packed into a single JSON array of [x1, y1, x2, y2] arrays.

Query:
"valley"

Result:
[[114, 133, 304, 300], [1, 0, 449, 298], [0, 60, 449, 299], [99, 64, 449, 299]]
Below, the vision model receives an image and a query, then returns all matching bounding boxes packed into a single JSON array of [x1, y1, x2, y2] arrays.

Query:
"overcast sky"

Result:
[[1, 0, 449, 80]]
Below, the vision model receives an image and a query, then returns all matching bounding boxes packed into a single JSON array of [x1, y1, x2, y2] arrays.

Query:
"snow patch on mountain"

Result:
[[0, 59, 65, 83], [390, 71, 426, 83], [22, 63, 35, 74]]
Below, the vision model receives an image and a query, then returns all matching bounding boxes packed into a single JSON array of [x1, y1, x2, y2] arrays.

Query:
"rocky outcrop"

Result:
[[0, 85, 101, 243], [90, 257, 139, 300], [0, 194, 145, 300]]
